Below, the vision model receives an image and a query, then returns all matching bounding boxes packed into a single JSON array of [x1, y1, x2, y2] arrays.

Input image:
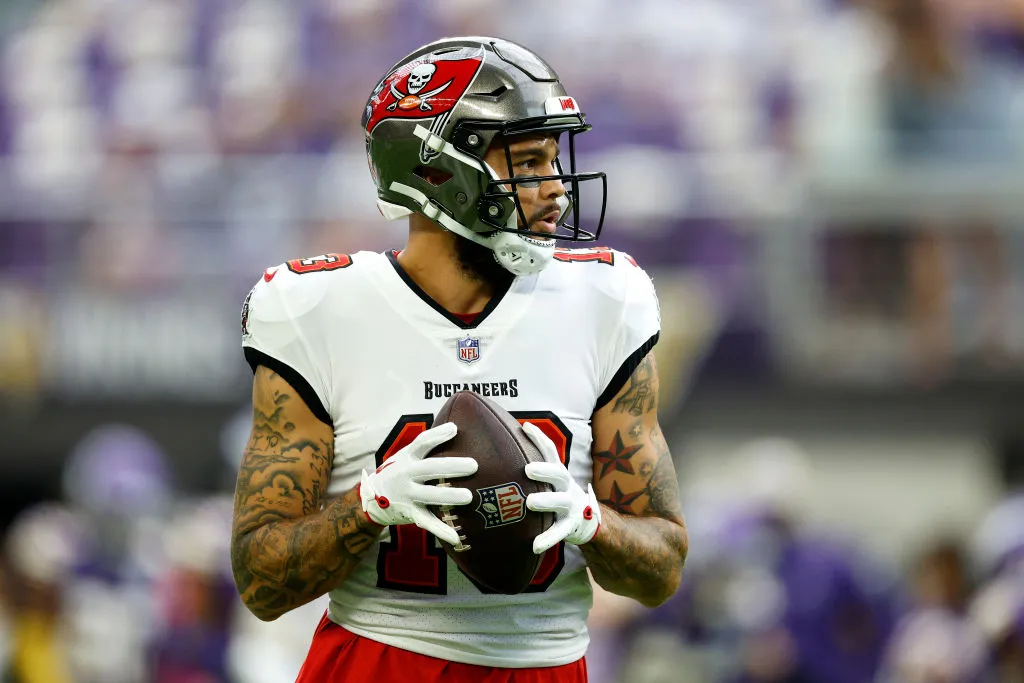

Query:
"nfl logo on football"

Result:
[[476, 482, 526, 528], [457, 336, 480, 364]]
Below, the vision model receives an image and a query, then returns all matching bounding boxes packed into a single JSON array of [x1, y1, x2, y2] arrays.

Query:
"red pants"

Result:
[[295, 613, 588, 682]]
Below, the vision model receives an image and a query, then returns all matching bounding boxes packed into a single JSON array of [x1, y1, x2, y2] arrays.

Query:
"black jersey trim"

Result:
[[385, 250, 512, 330], [244, 347, 333, 426], [595, 332, 660, 411]]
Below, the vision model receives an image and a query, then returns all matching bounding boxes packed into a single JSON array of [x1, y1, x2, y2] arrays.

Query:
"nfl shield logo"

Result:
[[457, 336, 480, 364], [475, 482, 527, 528]]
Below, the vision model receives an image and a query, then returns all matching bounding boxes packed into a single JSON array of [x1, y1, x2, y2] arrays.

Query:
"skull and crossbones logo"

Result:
[[386, 63, 454, 112]]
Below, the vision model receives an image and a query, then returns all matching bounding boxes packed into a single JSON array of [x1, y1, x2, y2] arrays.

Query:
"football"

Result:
[[427, 391, 554, 594]]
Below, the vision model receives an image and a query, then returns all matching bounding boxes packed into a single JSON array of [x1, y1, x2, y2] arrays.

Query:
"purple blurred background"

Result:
[[2, 0, 1024, 682]]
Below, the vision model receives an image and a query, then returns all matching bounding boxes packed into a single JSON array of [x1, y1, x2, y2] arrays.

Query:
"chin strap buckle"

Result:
[[419, 198, 443, 222]]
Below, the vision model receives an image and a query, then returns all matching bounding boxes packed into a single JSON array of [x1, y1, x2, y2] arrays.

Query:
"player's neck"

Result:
[[398, 229, 498, 315]]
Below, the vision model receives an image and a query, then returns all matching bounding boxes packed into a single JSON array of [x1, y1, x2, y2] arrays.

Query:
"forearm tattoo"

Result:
[[230, 370, 379, 620], [583, 422, 687, 605], [586, 354, 688, 606]]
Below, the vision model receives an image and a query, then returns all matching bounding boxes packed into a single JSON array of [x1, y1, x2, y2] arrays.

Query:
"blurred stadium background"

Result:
[[2, 0, 1024, 681]]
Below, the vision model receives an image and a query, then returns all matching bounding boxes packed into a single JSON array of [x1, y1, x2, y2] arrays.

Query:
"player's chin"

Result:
[[527, 219, 558, 239]]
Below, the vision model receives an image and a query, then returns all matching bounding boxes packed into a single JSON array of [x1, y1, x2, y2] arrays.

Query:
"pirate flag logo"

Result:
[[363, 46, 486, 162]]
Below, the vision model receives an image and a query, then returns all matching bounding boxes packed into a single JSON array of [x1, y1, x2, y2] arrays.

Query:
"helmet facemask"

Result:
[[470, 117, 607, 244]]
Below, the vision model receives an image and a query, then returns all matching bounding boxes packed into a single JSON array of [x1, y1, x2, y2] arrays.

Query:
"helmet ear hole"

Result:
[[413, 165, 452, 186]]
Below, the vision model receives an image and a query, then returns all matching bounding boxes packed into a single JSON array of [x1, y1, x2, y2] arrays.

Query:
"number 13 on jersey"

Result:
[[374, 412, 571, 595]]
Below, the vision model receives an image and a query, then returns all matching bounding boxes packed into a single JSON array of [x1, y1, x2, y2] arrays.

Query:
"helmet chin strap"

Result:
[[488, 193, 570, 275], [489, 229, 555, 276], [384, 182, 560, 277]]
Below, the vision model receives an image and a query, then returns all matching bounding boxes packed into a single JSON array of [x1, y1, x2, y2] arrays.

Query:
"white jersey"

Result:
[[240, 247, 660, 667]]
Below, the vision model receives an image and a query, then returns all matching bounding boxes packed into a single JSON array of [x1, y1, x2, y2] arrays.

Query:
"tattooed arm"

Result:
[[230, 366, 383, 621], [581, 352, 688, 607]]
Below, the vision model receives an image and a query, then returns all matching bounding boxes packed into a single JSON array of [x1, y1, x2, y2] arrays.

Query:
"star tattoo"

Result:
[[593, 431, 643, 478], [606, 481, 646, 514]]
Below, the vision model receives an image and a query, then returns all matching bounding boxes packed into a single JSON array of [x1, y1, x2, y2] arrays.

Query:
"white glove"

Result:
[[523, 422, 602, 554], [359, 422, 477, 546]]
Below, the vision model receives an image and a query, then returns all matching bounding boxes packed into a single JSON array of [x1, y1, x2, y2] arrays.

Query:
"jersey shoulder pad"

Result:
[[551, 246, 650, 301], [241, 251, 368, 338], [240, 257, 347, 424], [579, 250, 660, 408], [242, 259, 333, 331]]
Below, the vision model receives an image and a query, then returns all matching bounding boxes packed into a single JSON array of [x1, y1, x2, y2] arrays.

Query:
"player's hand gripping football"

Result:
[[359, 422, 477, 546], [523, 422, 601, 554]]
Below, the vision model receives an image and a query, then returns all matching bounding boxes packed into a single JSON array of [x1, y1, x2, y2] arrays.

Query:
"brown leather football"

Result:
[[427, 391, 554, 594]]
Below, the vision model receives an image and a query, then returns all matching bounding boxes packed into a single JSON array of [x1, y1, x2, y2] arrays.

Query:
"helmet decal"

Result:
[[363, 46, 486, 136]]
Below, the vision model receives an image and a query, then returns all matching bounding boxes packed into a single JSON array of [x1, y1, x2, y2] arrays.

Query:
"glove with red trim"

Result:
[[523, 422, 602, 554], [359, 422, 477, 546]]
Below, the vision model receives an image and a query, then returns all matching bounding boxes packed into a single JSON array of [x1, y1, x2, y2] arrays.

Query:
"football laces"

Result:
[[433, 478, 471, 552]]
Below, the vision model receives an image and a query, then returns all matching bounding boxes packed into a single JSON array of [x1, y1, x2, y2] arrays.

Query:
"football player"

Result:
[[230, 36, 688, 683]]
